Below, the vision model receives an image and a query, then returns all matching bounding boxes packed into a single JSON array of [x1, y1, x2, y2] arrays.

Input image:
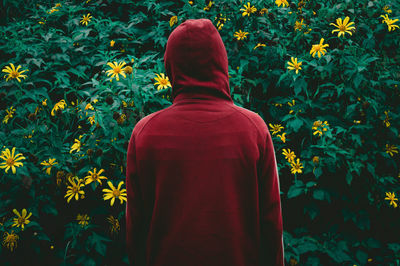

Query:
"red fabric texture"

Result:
[[126, 18, 284, 266]]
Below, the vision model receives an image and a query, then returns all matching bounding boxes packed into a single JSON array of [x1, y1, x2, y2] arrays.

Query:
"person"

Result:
[[126, 18, 284, 266]]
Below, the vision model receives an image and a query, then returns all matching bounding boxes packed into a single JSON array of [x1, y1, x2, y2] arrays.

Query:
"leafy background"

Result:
[[0, 0, 399, 265]]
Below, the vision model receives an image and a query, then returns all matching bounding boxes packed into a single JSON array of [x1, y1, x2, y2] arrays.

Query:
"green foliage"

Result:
[[0, 0, 399, 265]]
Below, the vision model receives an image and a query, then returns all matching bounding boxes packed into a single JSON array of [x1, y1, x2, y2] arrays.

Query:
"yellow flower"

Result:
[[275, 0, 289, 7], [277, 132, 286, 143], [383, 5, 392, 14], [268, 123, 284, 135], [383, 110, 391, 127], [106, 61, 127, 81], [170, 16, 178, 27], [110, 40, 115, 47], [330, 16, 356, 37], [2, 63, 28, 82], [70, 136, 83, 154], [51, 99, 67, 116], [282, 148, 296, 163], [312, 120, 329, 136], [234, 29, 249, 40], [76, 214, 90, 227], [204, 1, 213, 11], [102, 181, 127, 206], [310, 38, 329, 58], [42, 99, 47, 106], [154, 73, 172, 90], [107, 215, 120, 235], [12, 208, 32, 231], [88, 115, 96, 125], [290, 158, 303, 174], [384, 192, 398, 208], [2, 230, 18, 252], [2, 106, 16, 124], [85, 103, 94, 111], [240, 2, 257, 17], [294, 19, 305, 31], [0, 147, 25, 174], [215, 14, 227, 31], [380, 14, 399, 32], [80, 13, 92, 26], [123, 65, 133, 74], [64, 176, 85, 203], [253, 43, 266, 50], [259, 8, 268, 15], [40, 158, 58, 175], [84, 168, 108, 185], [287, 57, 302, 74], [385, 144, 398, 157]]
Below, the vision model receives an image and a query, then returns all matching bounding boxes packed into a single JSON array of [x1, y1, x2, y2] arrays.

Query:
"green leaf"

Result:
[[286, 117, 304, 132], [87, 232, 111, 256]]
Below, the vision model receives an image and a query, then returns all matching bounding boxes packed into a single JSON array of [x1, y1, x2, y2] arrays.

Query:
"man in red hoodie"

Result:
[[126, 18, 284, 266]]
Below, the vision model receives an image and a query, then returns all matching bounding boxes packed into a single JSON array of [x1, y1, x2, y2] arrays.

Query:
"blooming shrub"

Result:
[[0, 0, 399, 265]]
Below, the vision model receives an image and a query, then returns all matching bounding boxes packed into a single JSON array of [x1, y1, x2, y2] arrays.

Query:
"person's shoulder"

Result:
[[230, 104, 268, 133], [131, 105, 173, 137]]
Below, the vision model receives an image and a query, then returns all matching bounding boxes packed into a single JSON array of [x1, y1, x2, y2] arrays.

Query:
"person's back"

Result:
[[126, 18, 284, 266]]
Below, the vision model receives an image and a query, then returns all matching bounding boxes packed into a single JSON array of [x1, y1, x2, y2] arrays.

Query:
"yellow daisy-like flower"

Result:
[[12, 208, 32, 231], [154, 73, 172, 90], [312, 120, 329, 136], [70, 135, 83, 154], [51, 99, 67, 116], [380, 14, 399, 32], [88, 115, 96, 125], [384, 192, 398, 208], [2, 230, 18, 252], [64, 176, 85, 203], [80, 13, 92, 26], [84, 168, 108, 185], [383, 110, 391, 127], [330, 16, 356, 37], [203, 1, 213, 11], [106, 61, 127, 82], [102, 181, 127, 206], [310, 38, 329, 58], [107, 215, 120, 235], [383, 5, 392, 14], [40, 158, 58, 175], [110, 40, 115, 47], [294, 19, 305, 31], [2, 106, 16, 124], [234, 29, 249, 40], [253, 43, 266, 50], [290, 158, 303, 174], [240, 2, 257, 17], [287, 57, 302, 74], [385, 144, 398, 157], [2, 63, 28, 82], [275, 0, 289, 8], [282, 148, 296, 163], [259, 8, 268, 15], [215, 14, 227, 31], [277, 132, 286, 143], [76, 214, 90, 227], [268, 123, 284, 135], [42, 99, 47, 106], [0, 147, 25, 174], [170, 16, 178, 27]]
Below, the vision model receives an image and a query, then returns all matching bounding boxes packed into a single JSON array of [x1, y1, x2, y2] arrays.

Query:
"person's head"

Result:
[[164, 18, 231, 102]]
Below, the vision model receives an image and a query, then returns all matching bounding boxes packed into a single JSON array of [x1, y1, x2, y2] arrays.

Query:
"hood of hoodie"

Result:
[[164, 18, 233, 103]]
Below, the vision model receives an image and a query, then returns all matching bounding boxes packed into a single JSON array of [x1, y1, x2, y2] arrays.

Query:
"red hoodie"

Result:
[[126, 18, 284, 266]]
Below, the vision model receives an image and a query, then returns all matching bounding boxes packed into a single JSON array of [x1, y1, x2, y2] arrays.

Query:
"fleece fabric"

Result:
[[126, 18, 284, 266]]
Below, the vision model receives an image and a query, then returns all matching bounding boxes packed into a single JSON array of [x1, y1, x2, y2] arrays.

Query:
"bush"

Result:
[[0, 0, 399, 265]]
